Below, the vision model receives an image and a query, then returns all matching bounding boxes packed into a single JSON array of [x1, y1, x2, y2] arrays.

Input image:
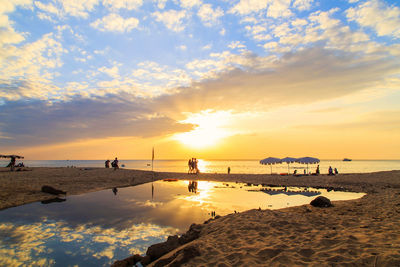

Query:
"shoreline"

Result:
[[1, 168, 400, 266], [1, 167, 397, 211]]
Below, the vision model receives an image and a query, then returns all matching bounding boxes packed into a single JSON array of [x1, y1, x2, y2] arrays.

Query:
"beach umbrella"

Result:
[[295, 157, 320, 174], [260, 157, 282, 174], [281, 157, 297, 173]]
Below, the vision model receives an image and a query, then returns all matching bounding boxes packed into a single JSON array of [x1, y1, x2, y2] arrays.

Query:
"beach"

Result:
[[1, 168, 400, 266]]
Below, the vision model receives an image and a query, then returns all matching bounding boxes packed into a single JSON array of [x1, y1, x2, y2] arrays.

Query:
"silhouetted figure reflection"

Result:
[[188, 181, 198, 193], [112, 187, 118, 195]]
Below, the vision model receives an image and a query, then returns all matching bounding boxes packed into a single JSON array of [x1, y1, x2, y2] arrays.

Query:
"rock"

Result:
[[179, 223, 202, 245], [153, 245, 201, 267], [146, 235, 180, 261], [41, 185, 66, 195], [310, 196, 333, 207], [111, 255, 135, 267]]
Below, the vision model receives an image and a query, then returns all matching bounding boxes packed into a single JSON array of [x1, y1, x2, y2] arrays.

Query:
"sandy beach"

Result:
[[1, 167, 400, 266]]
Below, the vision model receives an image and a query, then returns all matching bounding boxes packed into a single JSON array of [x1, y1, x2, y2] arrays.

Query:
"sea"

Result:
[[1, 159, 399, 175]]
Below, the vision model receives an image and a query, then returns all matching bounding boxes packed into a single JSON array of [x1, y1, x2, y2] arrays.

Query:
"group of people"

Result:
[[105, 157, 119, 170], [328, 166, 339, 175], [188, 181, 198, 193], [293, 165, 339, 175], [315, 165, 339, 175], [6, 156, 24, 171], [188, 158, 199, 174]]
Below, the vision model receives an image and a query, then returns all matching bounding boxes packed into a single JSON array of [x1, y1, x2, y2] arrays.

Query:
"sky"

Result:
[[0, 0, 399, 160]]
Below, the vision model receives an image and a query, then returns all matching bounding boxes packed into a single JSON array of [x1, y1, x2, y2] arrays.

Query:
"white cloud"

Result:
[[0, 0, 31, 47], [152, 9, 188, 32], [91, 13, 139, 32], [220, 28, 226, 35], [34, 1, 62, 17], [180, 0, 202, 9], [346, 0, 400, 38], [102, 0, 143, 10], [61, 0, 99, 18], [229, 0, 269, 15], [197, 4, 224, 27], [267, 0, 292, 18], [0, 32, 66, 100], [153, 0, 168, 9], [228, 41, 246, 50], [177, 45, 187, 50], [293, 0, 314, 11], [309, 9, 340, 30]]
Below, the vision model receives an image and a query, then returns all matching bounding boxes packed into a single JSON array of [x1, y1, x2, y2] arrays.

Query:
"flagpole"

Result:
[[152, 147, 154, 181], [152, 146, 155, 199]]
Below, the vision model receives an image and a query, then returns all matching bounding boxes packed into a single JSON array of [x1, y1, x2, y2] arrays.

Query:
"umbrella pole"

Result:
[[270, 165, 272, 174], [287, 163, 289, 174]]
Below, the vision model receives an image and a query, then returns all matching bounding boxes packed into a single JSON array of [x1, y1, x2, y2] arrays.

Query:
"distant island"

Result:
[[343, 158, 352, 161]]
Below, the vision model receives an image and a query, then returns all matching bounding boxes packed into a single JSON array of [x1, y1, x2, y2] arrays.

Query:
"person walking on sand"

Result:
[[328, 166, 333, 175], [228, 167, 231, 174], [112, 157, 119, 170], [105, 159, 110, 168], [316, 165, 320, 175]]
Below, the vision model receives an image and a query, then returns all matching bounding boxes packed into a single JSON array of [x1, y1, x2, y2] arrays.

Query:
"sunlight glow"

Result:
[[173, 110, 232, 149]]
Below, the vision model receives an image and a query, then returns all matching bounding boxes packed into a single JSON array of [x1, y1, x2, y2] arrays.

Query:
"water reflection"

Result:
[[41, 197, 67, 204], [0, 180, 364, 266]]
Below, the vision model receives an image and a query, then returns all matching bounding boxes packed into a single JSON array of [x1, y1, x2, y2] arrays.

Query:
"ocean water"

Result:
[[1, 159, 399, 174]]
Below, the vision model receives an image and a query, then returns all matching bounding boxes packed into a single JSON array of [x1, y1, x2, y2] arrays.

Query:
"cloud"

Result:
[[346, 0, 400, 38], [154, 47, 400, 113], [61, 0, 99, 18], [197, 4, 224, 27], [292, 0, 314, 11], [267, 0, 292, 18], [102, 0, 143, 10], [152, 9, 188, 32], [1, 45, 399, 147], [0, 95, 193, 147], [0, 32, 66, 100], [229, 0, 269, 15], [180, 0, 202, 9], [153, 0, 167, 9], [91, 13, 139, 32]]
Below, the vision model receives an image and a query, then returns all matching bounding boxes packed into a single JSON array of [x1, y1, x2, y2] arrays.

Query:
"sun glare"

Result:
[[173, 110, 232, 149]]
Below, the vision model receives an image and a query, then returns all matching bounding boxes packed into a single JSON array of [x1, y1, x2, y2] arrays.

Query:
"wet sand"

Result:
[[1, 168, 400, 266]]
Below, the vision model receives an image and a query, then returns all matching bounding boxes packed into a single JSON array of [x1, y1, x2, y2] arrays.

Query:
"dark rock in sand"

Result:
[[41, 185, 66, 195], [146, 235, 180, 261], [153, 245, 201, 267], [179, 223, 202, 245], [310, 196, 333, 207]]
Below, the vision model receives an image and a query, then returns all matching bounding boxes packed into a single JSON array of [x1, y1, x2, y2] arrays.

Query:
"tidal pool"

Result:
[[0, 180, 364, 266]]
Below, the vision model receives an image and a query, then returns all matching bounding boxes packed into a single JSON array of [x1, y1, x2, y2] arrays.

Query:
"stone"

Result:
[[146, 235, 180, 261], [179, 223, 202, 245], [153, 245, 201, 267], [310, 196, 333, 207]]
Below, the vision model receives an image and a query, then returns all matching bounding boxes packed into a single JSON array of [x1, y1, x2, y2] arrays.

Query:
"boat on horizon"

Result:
[[343, 158, 352, 161]]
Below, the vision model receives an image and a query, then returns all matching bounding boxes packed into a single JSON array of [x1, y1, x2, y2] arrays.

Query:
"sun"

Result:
[[173, 110, 232, 149]]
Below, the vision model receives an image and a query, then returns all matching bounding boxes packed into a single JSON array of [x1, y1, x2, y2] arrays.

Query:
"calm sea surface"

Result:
[[1, 159, 399, 174]]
